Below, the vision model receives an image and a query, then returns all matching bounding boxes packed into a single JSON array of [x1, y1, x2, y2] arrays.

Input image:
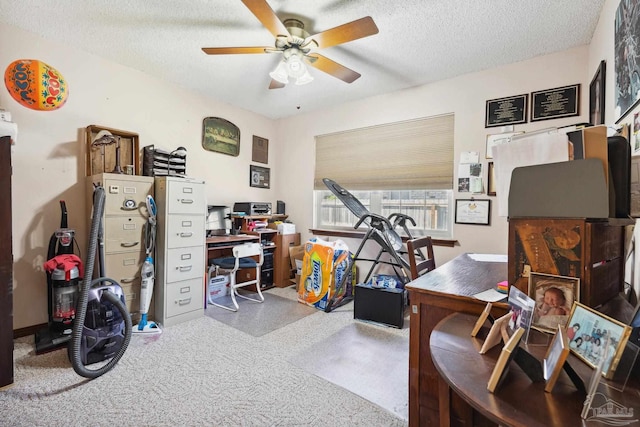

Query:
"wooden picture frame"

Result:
[[543, 325, 570, 392], [567, 302, 632, 379], [528, 272, 579, 334], [202, 117, 240, 156], [485, 94, 528, 128], [589, 60, 606, 125], [614, 0, 640, 123], [487, 327, 525, 393], [455, 199, 490, 225], [471, 302, 493, 337], [530, 84, 580, 122], [479, 312, 511, 354], [250, 165, 270, 189], [487, 162, 496, 196]]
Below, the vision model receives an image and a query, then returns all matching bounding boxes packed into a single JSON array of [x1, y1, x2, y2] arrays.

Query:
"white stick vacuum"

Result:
[[133, 194, 161, 335]]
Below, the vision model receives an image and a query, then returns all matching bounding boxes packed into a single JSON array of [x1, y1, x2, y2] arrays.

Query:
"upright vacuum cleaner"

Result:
[[69, 185, 132, 378], [133, 194, 161, 335], [35, 201, 81, 354]]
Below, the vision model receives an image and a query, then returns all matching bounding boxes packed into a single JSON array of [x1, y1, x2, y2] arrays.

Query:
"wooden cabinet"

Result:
[[508, 217, 631, 308], [87, 173, 154, 324], [0, 136, 13, 388], [154, 177, 206, 327], [274, 233, 300, 287]]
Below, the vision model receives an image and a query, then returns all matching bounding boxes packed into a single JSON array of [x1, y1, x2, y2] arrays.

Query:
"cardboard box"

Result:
[[289, 245, 305, 287], [277, 223, 296, 234]]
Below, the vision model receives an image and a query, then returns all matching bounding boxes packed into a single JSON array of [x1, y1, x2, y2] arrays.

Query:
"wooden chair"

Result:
[[406, 236, 436, 279]]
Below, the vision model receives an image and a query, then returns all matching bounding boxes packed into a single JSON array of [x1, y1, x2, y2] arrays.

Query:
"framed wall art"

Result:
[[485, 94, 528, 128], [455, 199, 490, 225], [614, 0, 640, 122], [202, 117, 240, 156], [531, 84, 580, 122], [250, 165, 270, 189], [590, 60, 606, 125], [252, 135, 269, 164]]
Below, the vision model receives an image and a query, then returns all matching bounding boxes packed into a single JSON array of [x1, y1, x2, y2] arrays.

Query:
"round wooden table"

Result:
[[430, 312, 639, 427]]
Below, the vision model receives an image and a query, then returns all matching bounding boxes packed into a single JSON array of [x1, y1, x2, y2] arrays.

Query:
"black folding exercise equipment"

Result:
[[322, 178, 422, 312]]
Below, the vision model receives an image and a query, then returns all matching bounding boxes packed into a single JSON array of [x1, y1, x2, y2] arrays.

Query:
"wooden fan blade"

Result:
[[269, 79, 286, 89], [202, 47, 271, 55], [241, 0, 289, 38], [306, 54, 361, 83], [306, 16, 378, 49]]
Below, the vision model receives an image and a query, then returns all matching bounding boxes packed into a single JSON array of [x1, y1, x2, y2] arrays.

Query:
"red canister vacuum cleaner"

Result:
[[35, 201, 82, 354]]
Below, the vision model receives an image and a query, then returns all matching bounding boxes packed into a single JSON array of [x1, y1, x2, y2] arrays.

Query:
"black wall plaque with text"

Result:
[[485, 94, 528, 128], [531, 84, 580, 122]]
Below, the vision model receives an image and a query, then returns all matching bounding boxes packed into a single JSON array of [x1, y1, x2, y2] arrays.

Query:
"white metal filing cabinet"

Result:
[[154, 177, 206, 327], [87, 173, 155, 324]]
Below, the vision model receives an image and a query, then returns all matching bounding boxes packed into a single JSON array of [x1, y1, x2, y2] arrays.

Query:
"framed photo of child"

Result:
[[528, 272, 579, 333]]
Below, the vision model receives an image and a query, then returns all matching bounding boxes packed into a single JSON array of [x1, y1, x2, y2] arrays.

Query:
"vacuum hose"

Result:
[[70, 185, 132, 379]]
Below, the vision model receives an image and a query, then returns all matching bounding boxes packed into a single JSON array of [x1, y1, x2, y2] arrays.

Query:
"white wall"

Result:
[[274, 46, 590, 266], [3, 0, 618, 330], [0, 23, 277, 330]]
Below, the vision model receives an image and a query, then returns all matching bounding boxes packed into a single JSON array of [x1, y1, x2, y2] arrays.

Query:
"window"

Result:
[[314, 189, 453, 238], [314, 114, 455, 238]]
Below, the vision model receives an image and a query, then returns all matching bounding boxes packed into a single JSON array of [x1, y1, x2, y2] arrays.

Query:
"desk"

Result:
[[431, 312, 640, 427], [207, 234, 260, 258], [405, 253, 510, 426]]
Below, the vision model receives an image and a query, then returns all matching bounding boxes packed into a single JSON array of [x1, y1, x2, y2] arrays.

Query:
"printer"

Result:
[[233, 202, 272, 216]]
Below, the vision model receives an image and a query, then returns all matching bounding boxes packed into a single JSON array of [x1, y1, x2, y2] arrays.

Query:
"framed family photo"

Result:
[[529, 272, 579, 333], [566, 302, 631, 379]]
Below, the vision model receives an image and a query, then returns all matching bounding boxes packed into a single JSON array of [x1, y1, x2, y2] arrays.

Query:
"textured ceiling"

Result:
[[0, 0, 605, 120]]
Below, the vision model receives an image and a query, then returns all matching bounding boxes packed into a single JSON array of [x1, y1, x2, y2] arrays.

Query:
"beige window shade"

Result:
[[314, 113, 454, 190]]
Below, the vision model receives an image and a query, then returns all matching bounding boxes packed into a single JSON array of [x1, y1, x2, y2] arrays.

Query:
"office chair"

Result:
[[407, 236, 436, 279], [209, 242, 264, 312]]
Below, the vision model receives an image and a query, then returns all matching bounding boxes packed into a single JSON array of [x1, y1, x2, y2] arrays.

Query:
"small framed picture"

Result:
[[249, 165, 270, 189], [507, 286, 535, 343], [543, 325, 570, 392], [454, 199, 490, 225], [487, 162, 496, 196], [529, 272, 579, 334], [487, 327, 525, 393], [566, 302, 631, 379]]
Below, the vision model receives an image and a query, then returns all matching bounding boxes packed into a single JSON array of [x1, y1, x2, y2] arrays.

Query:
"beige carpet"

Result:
[[0, 287, 409, 426]]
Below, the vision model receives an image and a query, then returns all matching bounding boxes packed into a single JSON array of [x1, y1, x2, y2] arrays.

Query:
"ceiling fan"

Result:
[[202, 0, 379, 89]]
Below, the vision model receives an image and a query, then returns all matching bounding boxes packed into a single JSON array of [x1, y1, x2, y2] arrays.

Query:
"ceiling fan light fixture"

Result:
[[269, 60, 289, 84], [295, 68, 314, 85]]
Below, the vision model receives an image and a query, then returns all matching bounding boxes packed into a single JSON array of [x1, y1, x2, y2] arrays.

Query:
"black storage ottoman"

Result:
[[353, 283, 406, 328]]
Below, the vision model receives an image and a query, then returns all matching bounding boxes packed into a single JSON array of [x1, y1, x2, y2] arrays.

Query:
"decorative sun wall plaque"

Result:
[[202, 117, 240, 156]]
